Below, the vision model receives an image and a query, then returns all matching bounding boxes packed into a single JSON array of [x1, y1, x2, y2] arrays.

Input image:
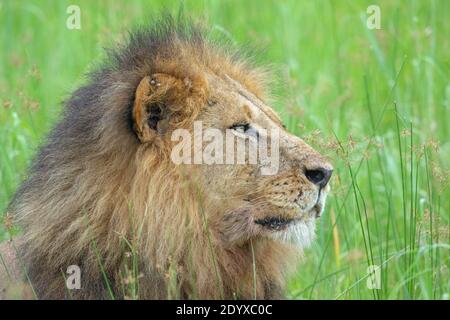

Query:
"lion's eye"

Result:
[[230, 123, 258, 138]]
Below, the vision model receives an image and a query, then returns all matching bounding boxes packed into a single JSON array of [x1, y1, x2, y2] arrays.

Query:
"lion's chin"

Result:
[[269, 219, 316, 248]]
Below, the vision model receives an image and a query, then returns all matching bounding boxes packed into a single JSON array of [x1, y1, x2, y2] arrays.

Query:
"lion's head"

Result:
[[9, 17, 332, 299]]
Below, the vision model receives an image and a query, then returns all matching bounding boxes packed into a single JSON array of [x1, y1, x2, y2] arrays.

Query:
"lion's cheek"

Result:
[[216, 208, 263, 246]]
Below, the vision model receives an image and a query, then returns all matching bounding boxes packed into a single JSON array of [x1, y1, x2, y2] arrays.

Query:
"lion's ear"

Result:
[[132, 74, 179, 143]]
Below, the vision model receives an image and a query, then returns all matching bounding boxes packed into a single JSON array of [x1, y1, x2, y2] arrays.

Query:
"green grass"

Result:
[[0, 0, 448, 299]]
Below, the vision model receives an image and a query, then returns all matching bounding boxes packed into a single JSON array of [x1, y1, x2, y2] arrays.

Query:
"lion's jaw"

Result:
[[262, 184, 329, 248], [270, 219, 316, 248]]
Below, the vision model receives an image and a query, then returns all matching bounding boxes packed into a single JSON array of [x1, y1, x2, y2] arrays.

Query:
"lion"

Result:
[[0, 17, 332, 299]]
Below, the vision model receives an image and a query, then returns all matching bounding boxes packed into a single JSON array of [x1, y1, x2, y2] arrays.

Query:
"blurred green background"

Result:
[[0, 0, 448, 299]]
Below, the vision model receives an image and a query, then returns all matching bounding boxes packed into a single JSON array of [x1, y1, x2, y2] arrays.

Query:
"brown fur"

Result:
[[1, 16, 332, 299]]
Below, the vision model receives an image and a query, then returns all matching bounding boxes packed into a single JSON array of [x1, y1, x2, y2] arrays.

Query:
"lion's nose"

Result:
[[304, 168, 333, 189]]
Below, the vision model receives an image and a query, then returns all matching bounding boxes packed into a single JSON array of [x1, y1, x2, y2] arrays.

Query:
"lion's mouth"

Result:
[[254, 216, 294, 230], [253, 193, 328, 231], [255, 204, 324, 231]]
